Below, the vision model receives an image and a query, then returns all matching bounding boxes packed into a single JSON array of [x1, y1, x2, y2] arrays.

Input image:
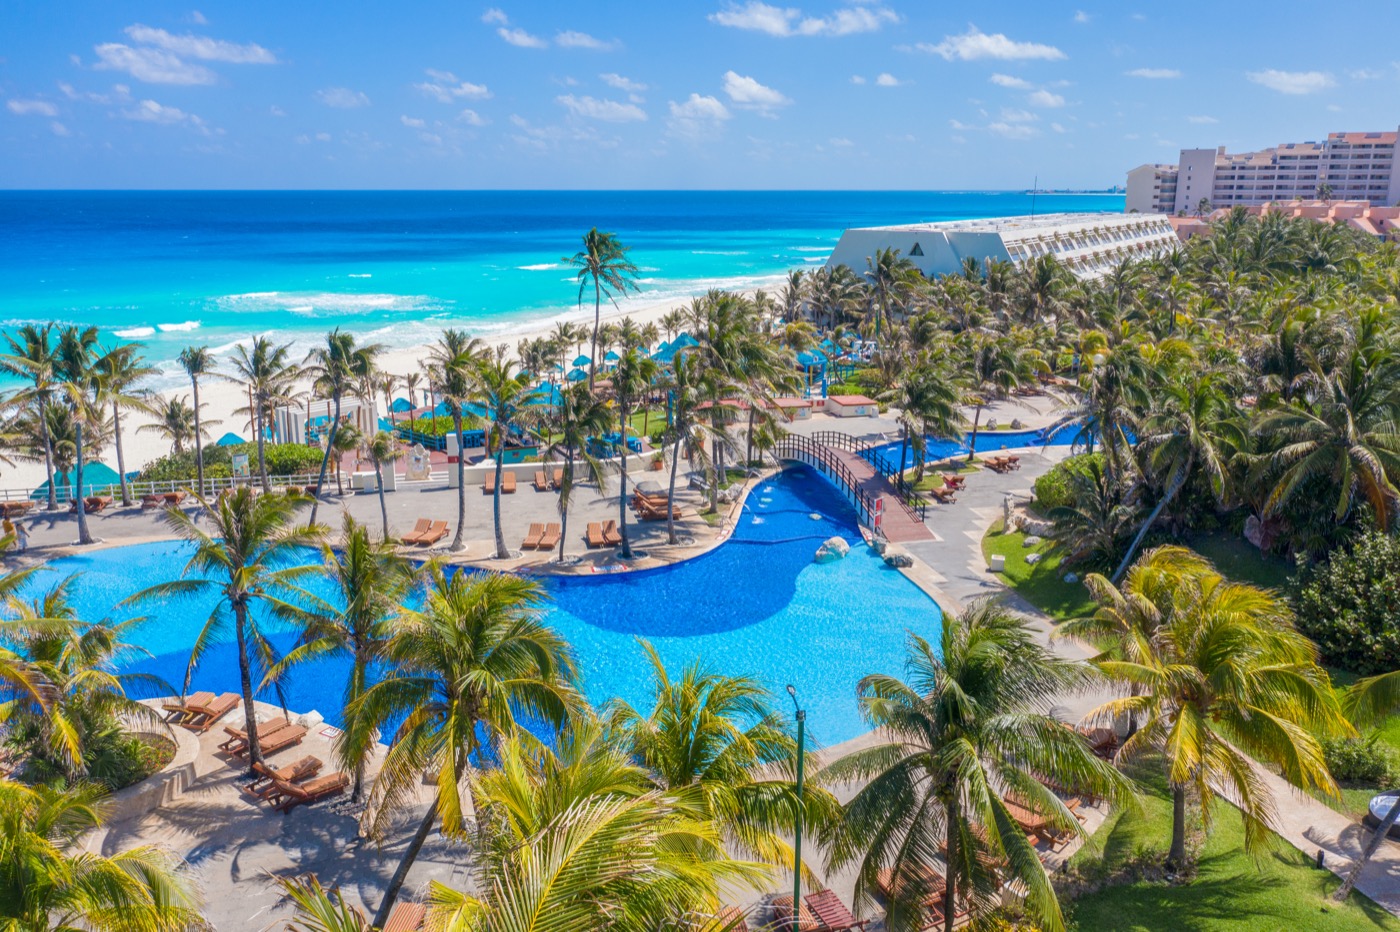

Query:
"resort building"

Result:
[[1168, 199, 1400, 242], [823, 394, 879, 417], [1126, 129, 1400, 214], [824, 212, 1178, 282]]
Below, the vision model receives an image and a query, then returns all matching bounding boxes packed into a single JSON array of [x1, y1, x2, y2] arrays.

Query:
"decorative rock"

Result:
[[297, 710, 325, 729], [1243, 514, 1264, 549], [1011, 418, 1024, 429], [1026, 552, 1043, 565], [1063, 572, 1078, 583], [987, 418, 998, 430], [870, 538, 889, 555], [814, 536, 851, 564], [1023, 535, 1042, 547], [884, 550, 914, 568]]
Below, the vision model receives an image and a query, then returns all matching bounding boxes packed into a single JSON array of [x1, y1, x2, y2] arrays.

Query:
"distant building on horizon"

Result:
[[1127, 128, 1400, 215], [1168, 199, 1400, 242], [824, 212, 1178, 282]]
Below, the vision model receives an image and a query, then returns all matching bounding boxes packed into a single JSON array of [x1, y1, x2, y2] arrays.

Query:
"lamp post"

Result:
[[786, 684, 806, 915]]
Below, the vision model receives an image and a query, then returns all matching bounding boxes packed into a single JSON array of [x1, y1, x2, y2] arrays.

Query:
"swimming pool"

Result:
[[863, 424, 1096, 475], [19, 465, 942, 747]]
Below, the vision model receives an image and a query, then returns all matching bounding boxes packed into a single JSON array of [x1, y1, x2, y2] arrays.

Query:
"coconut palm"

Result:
[[353, 568, 583, 927], [128, 487, 323, 770], [610, 346, 657, 560], [474, 350, 541, 559], [958, 332, 1028, 462], [1078, 546, 1348, 869], [304, 329, 384, 525], [328, 422, 362, 497], [361, 430, 402, 540], [136, 396, 212, 456], [90, 343, 154, 507], [273, 876, 368, 932], [1332, 668, 1400, 901], [0, 779, 204, 932], [864, 246, 922, 337], [662, 353, 713, 545], [0, 324, 61, 511], [565, 228, 640, 389], [549, 382, 611, 562], [429, 329, 485, 553], [823, 600, 1132, 932], [229, 336, 301, 492], [177, 346, 219, 496], [54, 326, 102, 546]]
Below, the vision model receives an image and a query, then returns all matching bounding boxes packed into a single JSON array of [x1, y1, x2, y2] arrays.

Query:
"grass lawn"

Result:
[[1068, 757, 1400, 931], [981, 521, 1097, 622], [1309, 668, 1400, 820], [1187, 530, 1296, 591]]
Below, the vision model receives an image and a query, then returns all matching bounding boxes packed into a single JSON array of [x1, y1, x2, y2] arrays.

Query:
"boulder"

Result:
[[297, 710, 325, 729], [1026, 552, 1043, 565], [1243, 514, 1263, 549], [1011, 418, 1024, 429], [814, 537, 850, 564], [884, 550, 914, 568], [870, 538, 889, 555], [1023, 535, 1042, 547]]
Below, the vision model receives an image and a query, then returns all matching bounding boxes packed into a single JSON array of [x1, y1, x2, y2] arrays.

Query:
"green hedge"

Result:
[[135, 442, 324, 483], [398, 415, 473, 438], [1292, 530, 1400, 675], [1032, 452, 1105, 512]]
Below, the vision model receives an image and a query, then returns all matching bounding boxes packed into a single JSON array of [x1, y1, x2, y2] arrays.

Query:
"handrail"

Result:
[[771, 435, 877, 528], [809, 430, 928, 522]]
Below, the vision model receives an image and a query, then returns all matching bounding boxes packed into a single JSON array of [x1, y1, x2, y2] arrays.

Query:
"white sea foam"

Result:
[[518, 263, 563, 271], [113, 326, 157, 338], [348, 273, 372, 278], [212, 291, 448, 318], [156, 320, 201, 332], [792, 246, 836, 252], [690, 250, 748, 256]]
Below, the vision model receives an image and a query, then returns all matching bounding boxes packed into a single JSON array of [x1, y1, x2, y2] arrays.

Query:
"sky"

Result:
[[2, 1, 1396, 190]]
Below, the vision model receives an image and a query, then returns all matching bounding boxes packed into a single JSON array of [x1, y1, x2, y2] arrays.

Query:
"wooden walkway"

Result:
[[825, 447, 934, 543]]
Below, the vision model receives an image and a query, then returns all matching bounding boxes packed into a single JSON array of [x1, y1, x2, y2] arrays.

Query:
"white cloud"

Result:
[[1126, 67, 1180, 79], [1187, 114, 1218, 124], [123, 24, 276, 63], [57, 81, 130, 104], [7, 99, 58, 116], [667, 93, 731, 137], [722, 70, 791, 112], [269, 105, 286, 116], [709, 2, 898, 38], [1073, 10, 1091, 23], [1327, 103, 1342, 112], [1247, 69, 1336, 94], [1000, 107, 1038, 123], [556, 93, 647, 122], [850, 74, 867, 85], [829, 136, 853, 146], [93, 44, 215, 84], [122, 98, 200, 126], [415, 70, 490, 103], [920, 26, 1065, 62], [1349, 68, 1385, 80], [482, 8, 509, 25], [555, 30, 618, 50], [989, 73, 1032, 89], [498, 27, 548, 48], [315, 131, 332, 141], [188, 10, 208, 24], [600, 73, 647, 93], [1027, 89, 1064, 107], [459, 108, 487, 126], [988, 121, 1037, 139], [316, 87, 370, 108], [51, 121, 70, 136], [875, 72, 902, 87], [1050, 121, 1067, 133], [401, 115, 425, 128]]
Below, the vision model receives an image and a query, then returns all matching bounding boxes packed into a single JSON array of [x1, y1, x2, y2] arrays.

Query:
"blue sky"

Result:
[[2, 1, 1395, 189]]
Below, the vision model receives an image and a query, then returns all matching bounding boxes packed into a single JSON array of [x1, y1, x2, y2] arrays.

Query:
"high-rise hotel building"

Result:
[[1126, 129, 1400, 214]]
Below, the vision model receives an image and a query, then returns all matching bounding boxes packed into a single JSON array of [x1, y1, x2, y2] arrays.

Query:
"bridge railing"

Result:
[[809, 430, 929, 522], [771, 435, 877, 528]]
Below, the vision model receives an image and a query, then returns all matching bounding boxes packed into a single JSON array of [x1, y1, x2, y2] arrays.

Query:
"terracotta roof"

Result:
[[827, 394, 877, 405]]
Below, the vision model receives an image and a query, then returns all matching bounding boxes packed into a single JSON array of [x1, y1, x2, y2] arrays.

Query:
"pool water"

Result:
[[18, 465, 942, 747], [863, 424, 1096, 474]]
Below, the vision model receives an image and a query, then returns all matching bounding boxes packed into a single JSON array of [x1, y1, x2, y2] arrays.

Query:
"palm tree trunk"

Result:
[[745, 407, 756, 467], [348, 652, 369, 804], [233, 603, 264, 773], [256, 398, 270, 492], [112, 403, 131, 506], [74, 416, 92, 545], [1334, 795, 1400, 902], [588, 278, 602, 390], [192, 378, 206, 497], [558, 442, 574, 562], [1111, 467, 1189, 582], [493, 435, 507, 559], [618, 406, 632, 559], [374, 455, 389, 540], [309, 393, 342, 525], [450, 414, 467, 552], [372, 804, 437, 929], [965, 404, 983, 462], [41, 412, 57, 511], [708, 432, 720, 513], [943, 798, 959, 932], [1167, 784, 1189, 870], [666, 431, 682, 546]]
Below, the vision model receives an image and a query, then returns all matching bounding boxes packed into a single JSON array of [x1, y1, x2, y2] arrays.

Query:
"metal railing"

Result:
[[771, 435, 878, 528], [0, 471, 373, 507], [809, 430, 929, 522]]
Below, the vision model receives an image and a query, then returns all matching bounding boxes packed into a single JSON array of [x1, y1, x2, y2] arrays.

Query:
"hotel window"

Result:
[[909, 242, 924, 256]]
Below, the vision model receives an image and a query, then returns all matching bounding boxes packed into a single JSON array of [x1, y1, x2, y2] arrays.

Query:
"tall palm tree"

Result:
[[1333, 668, 1400, 901], [958, 332, 1027, 462], [54, 325, 102, 545], [229, 336, 300, 493], [610, 347, 657, 559], [353, 568, 582, 928], [475, 350, 540, 559], [864, 246, 921, 338], [177, 346, 219, 497], [549, 382, 611, 562], [269, 516, 412, 803], [304, 329, 384, 525], [823, 601, 1132, 932], [662, 353, 712, 545], [362, 430, 402, 540], [136, 396, 211, 456], [429, 329, 485, 553], [0, 779, 204, 931], [129, 487, 323, 770], [1078, 546, 1348, 869], [565, 228, 640, 390], [91, 343, 155, 506], [0, 324, 61, 511]]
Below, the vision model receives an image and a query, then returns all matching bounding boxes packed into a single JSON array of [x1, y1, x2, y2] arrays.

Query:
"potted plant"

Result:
[[650, 450, 665, 471]]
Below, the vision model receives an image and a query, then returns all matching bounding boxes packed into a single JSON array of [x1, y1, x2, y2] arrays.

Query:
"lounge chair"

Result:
[[941, 473, 966, 490], [245, 755, 323, 798], [219, 717, 292, 753], [1004, 455, 1021, 470], [183, 692, 240, 733], [803, 889, 869, 932], [501, 471, 517, 493], [928, 487, 956, 505], [769, 894, 820, 932], [586, 522, 606, 548], [715, 906, 750, 931], [601, 520, 622, 547], [483, 472, 496, 494], [232, 723, 307, 759], [400, 518, 431, 545], [415, 520, 448, 547], [163, 490, 187, 505], [522, 523, 545, 549], [1077, 726, 1119, 760], [537, 523, 561, 551], [272, 770, 350, 813], [382, 902, 427, 932], [552, 468, 564, 489], [2, 501, 34, 517], [162, 691, 214, 724], [533, 470, 549, 492], [874, 861, 966, 928], [637, 500, 682, 521], [141, 494, 164, 510]]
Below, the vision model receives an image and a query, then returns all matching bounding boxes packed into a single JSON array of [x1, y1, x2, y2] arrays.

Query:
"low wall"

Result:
[[425, 450, 660, 489], [99, 701, 213, 824]]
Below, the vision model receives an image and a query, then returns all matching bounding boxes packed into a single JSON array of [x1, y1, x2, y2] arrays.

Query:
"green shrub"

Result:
[[1033, 452, 1105, 512], [136, 449, 230, 483], [252, 443, 325, 476], [648, 427, 666, 447], [1291, 530, 1400, 675], [1319, 733, 1400, 787]]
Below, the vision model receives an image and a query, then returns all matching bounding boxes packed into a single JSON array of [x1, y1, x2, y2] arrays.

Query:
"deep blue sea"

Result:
[[0, 190, 1123, 390]]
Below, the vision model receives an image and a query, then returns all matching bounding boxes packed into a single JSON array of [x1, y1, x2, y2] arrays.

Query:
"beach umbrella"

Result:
[[566, 367, 587, 382], [31, 461, 123, 500], [215, 431, 246, 446], [572, 354, 591, 367], [390, 397, 415, 413], [603, 350, 620, 363]]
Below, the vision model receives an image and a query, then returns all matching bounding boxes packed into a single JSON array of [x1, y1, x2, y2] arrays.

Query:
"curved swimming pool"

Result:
[[21, 464, 942, 746]]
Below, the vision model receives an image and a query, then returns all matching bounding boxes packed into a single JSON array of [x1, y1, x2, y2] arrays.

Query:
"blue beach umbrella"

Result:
[[566, 367, 587, 382], [390, 397, 414, 413], [603, 350, 620, 363], [572, 354, 591, 367], [215, 431, 246, 446]]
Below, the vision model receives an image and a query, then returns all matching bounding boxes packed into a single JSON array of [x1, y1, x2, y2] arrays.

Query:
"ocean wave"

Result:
[[348, 273, 372, 278], [792, 246, 835, 252], [518, 263, 564, 271], [690, 250, 748, 256], [212, 291, 448, 318], [157, 320, 201, 333], [802, 257, 826, 263], [113, 326, 156, 338]]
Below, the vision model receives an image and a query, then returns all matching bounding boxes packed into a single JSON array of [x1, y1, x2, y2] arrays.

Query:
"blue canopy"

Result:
[[390, 397, 415, 413], [215, 431, 246, 446], [527, 382, 563, 406], [566, 367, 588, 382], [603, 350, 620, 362], [796, 350, 825, 368], [31, 461, 123, 501], [572, 354, 591, 367], [651, 335, 700, 366]]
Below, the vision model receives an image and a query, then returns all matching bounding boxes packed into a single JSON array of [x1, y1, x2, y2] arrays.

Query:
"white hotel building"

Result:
[[1127, 129, 1400, 215], [824, 212, 1178, 282]]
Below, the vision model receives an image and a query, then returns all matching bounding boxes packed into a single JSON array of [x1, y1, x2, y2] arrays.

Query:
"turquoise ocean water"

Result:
[[0, 190, 1123, 390]]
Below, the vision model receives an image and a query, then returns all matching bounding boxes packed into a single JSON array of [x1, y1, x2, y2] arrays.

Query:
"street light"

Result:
[[786, 683, 806, 915]]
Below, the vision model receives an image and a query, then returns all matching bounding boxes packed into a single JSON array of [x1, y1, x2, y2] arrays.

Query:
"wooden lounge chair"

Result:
[[382, 902, 427, 932], [162, 691, 214, 724], [874, 861, 968, 928], [183, 692, 240, 733], [769, 894, 820, 932], [521, 523, 545, 549], [537, 523, 561, 552], [601, 519, 622, 547], [501, 471, 517, 493], [941, 473, 966, 490], [89, 495, 113, 512], [400, 518, 431, 545], [1004, 455, 1021, 470], [163, 490, 187, 505], [245, 755, 323, 798], [2, 500, 34, 517], [416, 520, 448, 547], [533, 470, 549, 492], [219, 717, 291, 753], [141, 494, 164, 510], [803, 889, 869, 932], [586, 522, 606, 548], [552, 468, 564, 489], [928, 487, 956, 505], [483, 472, 496, 494], [273, 770, 350, 813], [715, 906, 749, 931], [233, 723, 307, 759], [637, 500, 682, 521]]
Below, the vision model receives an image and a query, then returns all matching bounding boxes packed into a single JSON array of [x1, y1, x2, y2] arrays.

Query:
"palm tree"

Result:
[[823, 600, 1132, 932], [0, 779, 204, 931], [661, 309, 685, 343], [353, 568, 582, 927], [549, 382, 611, 562], [177, 346, 219, 496], [565, 228, 640, 389], [958, 332, 1027, 462], [475, 350, 540, 559], [328, 422, 362, 496], [362, 430, 402, 540], [269, 516, 412, 803], [129, 487, 323, 770], [304, 329, 384, 525], [662, 353, 712, 545], [273, 876, 368, 932], [429, 329, 485, 553], [610, 346, 657, 559], [137, 396, 212, 456], [230, 336, 300, 492], [54, 326, 102, 546], [1078, 546, 1348, 869], [92, 343, 154, 506], [0, 324, 61, 511], [864, 246, 921, 337], [1332, 668, 1400, 901]]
